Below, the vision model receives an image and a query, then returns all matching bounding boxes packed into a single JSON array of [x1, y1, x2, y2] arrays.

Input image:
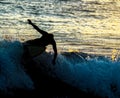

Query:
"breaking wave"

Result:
[[0, 40, 120, 98]]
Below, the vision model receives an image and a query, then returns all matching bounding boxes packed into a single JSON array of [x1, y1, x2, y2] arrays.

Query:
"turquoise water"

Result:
[[0, 0, 120, 56]]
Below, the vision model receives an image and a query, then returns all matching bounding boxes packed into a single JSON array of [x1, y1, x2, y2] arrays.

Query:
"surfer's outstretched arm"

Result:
[[52, 40, 57, 65], [28, 19, 48, 35]]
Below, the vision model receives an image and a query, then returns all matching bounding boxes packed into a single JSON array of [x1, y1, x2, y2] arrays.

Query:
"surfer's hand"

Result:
[[28, 19, 32, 24]]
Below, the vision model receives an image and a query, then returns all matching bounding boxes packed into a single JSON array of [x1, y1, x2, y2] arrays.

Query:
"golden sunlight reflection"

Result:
[[111, 48, 119, 61], [0, 0, 120, 56]]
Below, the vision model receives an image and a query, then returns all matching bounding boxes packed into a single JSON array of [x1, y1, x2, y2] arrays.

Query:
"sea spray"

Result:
[[36, 51, 120, 98]]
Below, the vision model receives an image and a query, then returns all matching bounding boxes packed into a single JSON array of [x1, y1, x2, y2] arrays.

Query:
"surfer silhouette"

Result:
[[23, 19, 57, 65]]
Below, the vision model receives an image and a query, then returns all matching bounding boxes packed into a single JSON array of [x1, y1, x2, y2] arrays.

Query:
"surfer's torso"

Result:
[[25, 34, 54, 47]]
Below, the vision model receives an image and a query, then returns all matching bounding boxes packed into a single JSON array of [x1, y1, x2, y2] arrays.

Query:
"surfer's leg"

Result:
[[22, 45, 32, 65]]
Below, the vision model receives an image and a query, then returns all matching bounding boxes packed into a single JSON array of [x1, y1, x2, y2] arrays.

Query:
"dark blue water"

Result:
[[0, 40, 119, 97]]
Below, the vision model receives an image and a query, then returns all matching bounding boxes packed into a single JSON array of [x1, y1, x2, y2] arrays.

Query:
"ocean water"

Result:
[[37, 51, 120, 98], [0, 0, 120, 97], [0, 0, 120, 56], [0, 41, 34, 93], [0, 41, 119, 97]]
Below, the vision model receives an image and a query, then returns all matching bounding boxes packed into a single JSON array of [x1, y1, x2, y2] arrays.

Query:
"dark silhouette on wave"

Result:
[[0, 40, 102, 98], [22, 19, 57, 65]]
